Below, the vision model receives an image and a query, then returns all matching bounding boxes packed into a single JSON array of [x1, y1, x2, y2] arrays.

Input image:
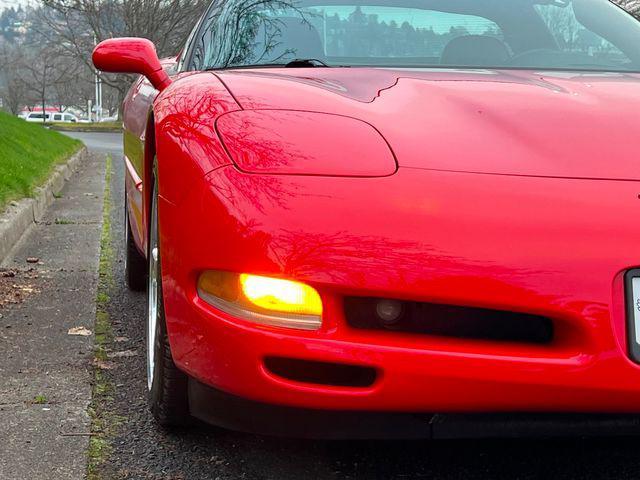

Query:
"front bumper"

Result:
[[158, 166, 640, 413]]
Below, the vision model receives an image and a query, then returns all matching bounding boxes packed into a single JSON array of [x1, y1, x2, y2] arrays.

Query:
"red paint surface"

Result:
[[118, 65, 640, 412], [217, 110, 397, 176], [93, 38, 172, 91], [218, 68, 640, 180]]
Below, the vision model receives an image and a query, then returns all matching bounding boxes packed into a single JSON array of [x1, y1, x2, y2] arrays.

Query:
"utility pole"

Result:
[[99, 75, 103, 121], [94, 34, 101, 123], [96, 73, 102, 122], [41, 63, 48, 125], [94, 70, 102, 122]]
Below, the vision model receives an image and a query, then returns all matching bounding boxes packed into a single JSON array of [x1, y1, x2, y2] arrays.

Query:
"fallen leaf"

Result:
[[107, 350, 138, 358], [68, 326, 92, 336], [93, 359, 115, 370]]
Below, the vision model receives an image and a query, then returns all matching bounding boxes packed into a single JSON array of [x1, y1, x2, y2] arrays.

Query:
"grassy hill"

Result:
[[0, 111, 82, 209]]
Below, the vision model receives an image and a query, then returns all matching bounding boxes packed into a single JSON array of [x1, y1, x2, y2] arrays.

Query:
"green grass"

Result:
[[32, 394, 49, 405], [0, 110, 82, 210]]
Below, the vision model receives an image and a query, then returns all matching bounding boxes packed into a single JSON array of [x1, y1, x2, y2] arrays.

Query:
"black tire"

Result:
[[124, 203, 147, 292], [147, 175, 190, 427], [148, 303, 190, 427]]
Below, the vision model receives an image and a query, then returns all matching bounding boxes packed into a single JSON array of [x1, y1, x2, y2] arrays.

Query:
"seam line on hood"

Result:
[[211, 72, 244, 110], [402, 166, 640, 183]]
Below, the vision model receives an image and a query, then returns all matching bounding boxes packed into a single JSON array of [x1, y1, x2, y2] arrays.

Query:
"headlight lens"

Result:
[[197, 270, 322, 330]]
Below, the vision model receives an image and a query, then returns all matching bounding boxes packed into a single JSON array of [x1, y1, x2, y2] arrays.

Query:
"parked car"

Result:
[[23, 112, 52, 123], [23, 111, 78, 123], [93, 0, 640, 438], [51, 112, 78, 123]]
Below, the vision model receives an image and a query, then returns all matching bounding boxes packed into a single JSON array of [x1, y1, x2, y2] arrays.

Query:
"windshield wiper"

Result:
[[284, 58, 328, 68], [205, 59, 333, 71]]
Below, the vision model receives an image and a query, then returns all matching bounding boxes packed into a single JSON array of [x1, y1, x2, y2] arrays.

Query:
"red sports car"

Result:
[[94, 0, 640, 438]]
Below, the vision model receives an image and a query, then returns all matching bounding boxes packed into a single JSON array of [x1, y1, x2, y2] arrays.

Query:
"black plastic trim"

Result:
[[264, 357, 377, 388], [625, 269, 640, 363], [188, 378, 429, 439], [188, 378, 640, 439], [344, 297, 553, 344]]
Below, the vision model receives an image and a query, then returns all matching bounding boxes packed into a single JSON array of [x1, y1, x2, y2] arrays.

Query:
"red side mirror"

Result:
[[92, 37, 172, 92]]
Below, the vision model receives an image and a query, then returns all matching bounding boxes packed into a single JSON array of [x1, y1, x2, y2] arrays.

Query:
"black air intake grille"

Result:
[[344, 297, 553, 344], [264, 357, 377, 387]]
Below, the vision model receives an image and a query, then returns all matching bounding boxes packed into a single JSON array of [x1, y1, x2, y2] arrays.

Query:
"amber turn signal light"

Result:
[[197, 271, 322, 330]]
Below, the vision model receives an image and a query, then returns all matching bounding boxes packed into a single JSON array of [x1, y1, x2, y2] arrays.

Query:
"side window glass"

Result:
[[190, 7, 218, 70], [179, 22, 201, 71]]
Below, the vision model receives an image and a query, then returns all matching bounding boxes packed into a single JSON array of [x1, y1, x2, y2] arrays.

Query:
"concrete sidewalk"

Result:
[[0, 151, 107, 479]]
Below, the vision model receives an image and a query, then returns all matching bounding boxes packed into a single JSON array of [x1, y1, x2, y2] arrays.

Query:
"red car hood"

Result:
[[216, 68, 640, 181]]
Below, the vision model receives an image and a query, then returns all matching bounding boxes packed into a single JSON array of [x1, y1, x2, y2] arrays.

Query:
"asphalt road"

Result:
[[63, 131, 123, 154], [67, 132, 640, 480]]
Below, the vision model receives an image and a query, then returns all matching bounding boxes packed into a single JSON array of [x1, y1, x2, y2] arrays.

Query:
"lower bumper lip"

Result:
[[188, 378, 640, 439]]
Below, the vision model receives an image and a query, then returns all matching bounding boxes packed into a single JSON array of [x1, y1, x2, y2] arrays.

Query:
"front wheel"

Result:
[[146, 174, 189, 427]]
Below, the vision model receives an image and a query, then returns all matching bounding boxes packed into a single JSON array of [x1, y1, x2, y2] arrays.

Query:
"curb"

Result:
[[49, 126, 122, 133], [0, 147, 88, 264]]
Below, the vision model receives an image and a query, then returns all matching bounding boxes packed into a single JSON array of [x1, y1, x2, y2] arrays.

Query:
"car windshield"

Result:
[[188, 0, 640, 72]]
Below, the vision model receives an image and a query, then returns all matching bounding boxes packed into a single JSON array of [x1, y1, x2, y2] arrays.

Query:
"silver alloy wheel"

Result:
[[147, 188, 159, 391]]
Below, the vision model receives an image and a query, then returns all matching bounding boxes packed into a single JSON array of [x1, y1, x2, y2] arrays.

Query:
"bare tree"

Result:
[[34, 0, 209, 108], [18, 45, 70, 122], [49, 54, 90, 111], [0, 41, 31, 114], [1, 75, 31, 115]]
